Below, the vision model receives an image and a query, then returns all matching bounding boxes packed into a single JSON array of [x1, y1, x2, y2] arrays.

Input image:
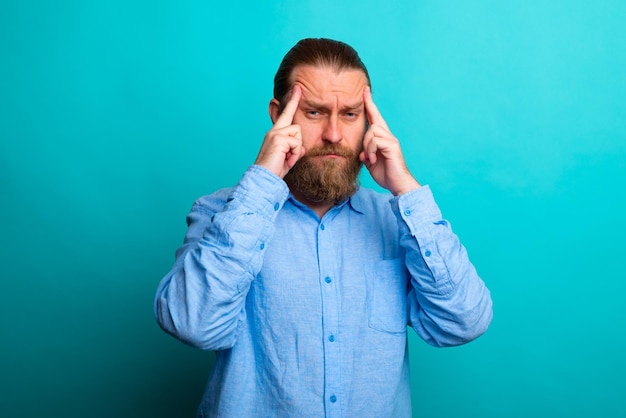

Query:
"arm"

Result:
[[363, 87, 492, 346], [155, 88, 304, 350], [392, 187, 492, 346], [154, 166, 289, 350]]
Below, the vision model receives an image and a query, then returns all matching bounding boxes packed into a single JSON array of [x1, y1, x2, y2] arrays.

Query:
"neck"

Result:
[[289, 189, 336, 219]]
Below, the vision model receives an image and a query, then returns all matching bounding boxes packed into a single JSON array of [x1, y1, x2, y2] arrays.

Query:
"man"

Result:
[[155, 38, 492, 417]]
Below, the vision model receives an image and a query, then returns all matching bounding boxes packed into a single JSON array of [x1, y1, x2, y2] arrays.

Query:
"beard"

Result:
[[284, 143, 363, 205]]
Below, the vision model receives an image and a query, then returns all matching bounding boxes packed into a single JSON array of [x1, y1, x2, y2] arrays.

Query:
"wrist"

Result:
[[392, 178, 421, 196]]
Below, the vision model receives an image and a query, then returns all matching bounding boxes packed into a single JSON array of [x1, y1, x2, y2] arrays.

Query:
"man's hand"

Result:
[[255, 86, 305, 178], [360, 86, 420, 195]]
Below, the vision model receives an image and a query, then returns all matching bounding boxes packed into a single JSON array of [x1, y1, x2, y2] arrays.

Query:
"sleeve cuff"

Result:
[[228, 165, 290, 221], [390, 185, 444, 236]]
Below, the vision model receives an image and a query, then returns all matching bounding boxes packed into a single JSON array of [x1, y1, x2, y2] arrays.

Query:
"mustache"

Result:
[[304, 144, 359, 158]]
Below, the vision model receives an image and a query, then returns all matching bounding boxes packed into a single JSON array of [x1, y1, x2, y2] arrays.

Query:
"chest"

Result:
[[249, 208, 406, 326]]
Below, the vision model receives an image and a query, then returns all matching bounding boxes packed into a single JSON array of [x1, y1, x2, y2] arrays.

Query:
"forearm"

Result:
[[154, 166, 289, 350], [392, 186, 493, 347]]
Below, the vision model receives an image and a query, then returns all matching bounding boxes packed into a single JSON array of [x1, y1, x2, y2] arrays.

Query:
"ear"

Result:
[[268, 98, 281, 124]]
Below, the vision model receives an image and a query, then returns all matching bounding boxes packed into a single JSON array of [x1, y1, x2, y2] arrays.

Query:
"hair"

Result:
[[273, 38, 371, 107]]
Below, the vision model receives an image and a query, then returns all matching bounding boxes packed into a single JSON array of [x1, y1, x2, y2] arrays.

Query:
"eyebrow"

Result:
[[302, 100, 364, 112]]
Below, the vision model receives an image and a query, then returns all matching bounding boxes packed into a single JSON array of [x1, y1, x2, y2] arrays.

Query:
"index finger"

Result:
[[363, 86, 389, 131], [274, 85, 302, 129]]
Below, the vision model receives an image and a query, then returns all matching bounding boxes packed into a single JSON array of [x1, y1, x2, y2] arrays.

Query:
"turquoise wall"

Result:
[[2, 1, 625, 417]]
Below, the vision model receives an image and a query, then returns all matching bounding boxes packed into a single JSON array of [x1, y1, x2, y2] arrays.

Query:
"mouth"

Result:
[[311, 154, 347, 162], [306, 146, 353, 160]]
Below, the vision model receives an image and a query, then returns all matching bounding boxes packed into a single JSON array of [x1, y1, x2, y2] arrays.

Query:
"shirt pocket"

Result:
[[365, 258, 409, 335]]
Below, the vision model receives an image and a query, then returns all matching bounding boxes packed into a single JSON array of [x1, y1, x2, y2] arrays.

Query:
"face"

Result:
[[272, 65, 369, 204]]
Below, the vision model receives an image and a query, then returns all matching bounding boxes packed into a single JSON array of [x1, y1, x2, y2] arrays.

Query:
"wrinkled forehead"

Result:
[[291, 65, 368, 104]]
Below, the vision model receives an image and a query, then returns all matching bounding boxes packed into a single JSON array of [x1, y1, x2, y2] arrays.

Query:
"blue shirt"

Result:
[[154, 165, 492, 417]]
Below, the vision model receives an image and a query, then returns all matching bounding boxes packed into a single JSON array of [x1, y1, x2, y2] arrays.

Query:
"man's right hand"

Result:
[[255, 86, 304, 178]]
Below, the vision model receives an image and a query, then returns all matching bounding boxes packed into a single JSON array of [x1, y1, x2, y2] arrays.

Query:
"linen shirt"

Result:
[[154, 165, 492, 417]]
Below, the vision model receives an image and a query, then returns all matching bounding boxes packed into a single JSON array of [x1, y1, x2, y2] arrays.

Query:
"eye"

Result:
[[305, 109, 323, 119]]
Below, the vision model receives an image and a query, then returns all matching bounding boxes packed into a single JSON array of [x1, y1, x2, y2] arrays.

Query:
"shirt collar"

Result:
[[346, 187, 366, 214], [286, 187, 366, 215]]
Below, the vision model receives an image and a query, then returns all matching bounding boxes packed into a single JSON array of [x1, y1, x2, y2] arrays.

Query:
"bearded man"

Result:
[[155, 38, 493, 417]]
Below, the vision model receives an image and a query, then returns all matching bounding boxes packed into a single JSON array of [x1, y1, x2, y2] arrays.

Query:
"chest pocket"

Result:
[[365, 258, 409, 335]]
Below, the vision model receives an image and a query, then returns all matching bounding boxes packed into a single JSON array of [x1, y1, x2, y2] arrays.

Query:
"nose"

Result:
[[322, 114, 342, 143]]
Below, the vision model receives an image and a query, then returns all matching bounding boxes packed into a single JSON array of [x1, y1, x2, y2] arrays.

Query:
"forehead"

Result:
[[291, 65, 368, 104]]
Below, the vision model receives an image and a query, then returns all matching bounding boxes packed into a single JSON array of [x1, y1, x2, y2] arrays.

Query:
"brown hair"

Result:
[[273, 38, 371, 107]]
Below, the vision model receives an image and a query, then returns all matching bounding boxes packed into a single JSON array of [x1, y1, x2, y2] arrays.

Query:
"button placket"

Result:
[[316, 218, 342, 416]]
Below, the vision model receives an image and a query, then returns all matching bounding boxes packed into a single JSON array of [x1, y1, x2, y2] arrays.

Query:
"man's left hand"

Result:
[[360, 86, 420, 196]]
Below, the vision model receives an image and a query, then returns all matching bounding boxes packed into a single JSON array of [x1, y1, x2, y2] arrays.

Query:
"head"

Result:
[[270, 38, 371, 205], [274, 38, 371, 112]]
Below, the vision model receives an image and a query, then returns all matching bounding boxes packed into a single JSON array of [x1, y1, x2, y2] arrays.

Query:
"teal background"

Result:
[[2, 1, 625, 417]]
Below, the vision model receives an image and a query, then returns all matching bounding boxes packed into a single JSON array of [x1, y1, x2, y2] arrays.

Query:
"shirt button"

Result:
[[320, 224, 325, 231], [274, 202, 280, 211], [260, 243, 265, 250], [404, 209, 411, 216], [424, 250, 431, 257], [330, 395, 337, 403], [325, 276, 332, 284], [328, 334, 335, 342]]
